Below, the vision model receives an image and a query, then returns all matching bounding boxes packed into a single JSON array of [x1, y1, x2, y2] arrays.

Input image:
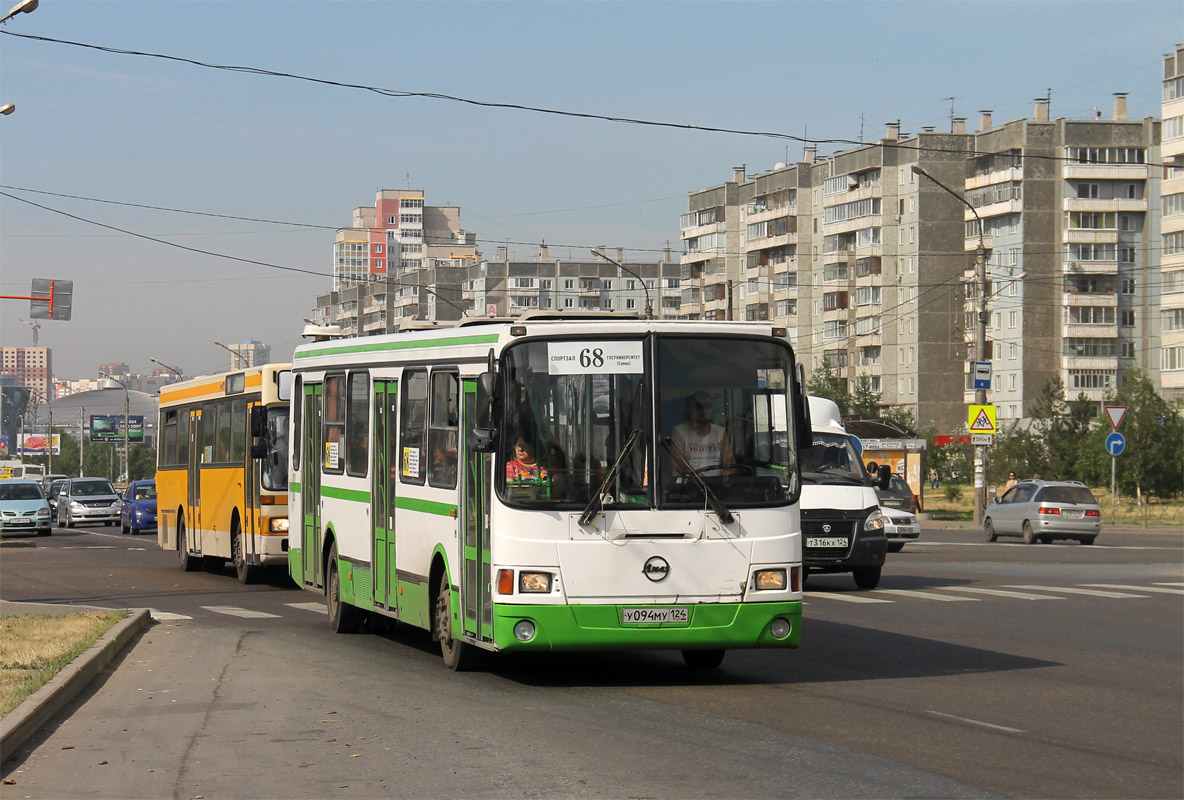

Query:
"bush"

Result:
[[943, 484, 961, 503]]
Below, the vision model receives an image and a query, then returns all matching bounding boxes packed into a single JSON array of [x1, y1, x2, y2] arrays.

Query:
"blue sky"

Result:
[[1, 0, 1179, 378]]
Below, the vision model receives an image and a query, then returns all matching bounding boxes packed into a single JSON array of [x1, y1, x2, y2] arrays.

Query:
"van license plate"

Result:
[[806, 537, 849, 548], [621, 607, 688, 624]]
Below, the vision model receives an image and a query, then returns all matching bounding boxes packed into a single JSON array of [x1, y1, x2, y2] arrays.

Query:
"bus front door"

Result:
[[371, 380, 398, 613], [461, 381, 492, 642], [186, 410, 202, 553], [301, 384, 322, 588]]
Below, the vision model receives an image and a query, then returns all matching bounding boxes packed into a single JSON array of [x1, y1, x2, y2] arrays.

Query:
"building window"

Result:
[[1076, 183, 1099, 199], [1121, 279, 1135, 295], [1120, 342, 1136, 359], [1120, 310, 1135, 327], [373, 244, 383, 254], [1163, 346, 1184, 371]]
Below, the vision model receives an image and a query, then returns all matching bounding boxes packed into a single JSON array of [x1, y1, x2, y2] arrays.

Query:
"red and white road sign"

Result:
[[1104, 406, 1127, 430]]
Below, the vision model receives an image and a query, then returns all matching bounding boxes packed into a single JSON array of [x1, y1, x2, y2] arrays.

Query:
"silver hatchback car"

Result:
[[984, 479, 1101, 545]]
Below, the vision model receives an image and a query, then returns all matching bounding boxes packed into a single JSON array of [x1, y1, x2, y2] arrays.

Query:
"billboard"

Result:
[[19, 433, 61, 455], [90, 415, 145, 442]]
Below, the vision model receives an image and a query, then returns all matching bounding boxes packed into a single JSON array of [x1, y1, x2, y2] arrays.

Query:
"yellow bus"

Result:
[[157, 364, 293, 583]]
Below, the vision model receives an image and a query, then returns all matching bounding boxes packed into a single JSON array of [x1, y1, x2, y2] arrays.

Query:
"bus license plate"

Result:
[[622, 607, 688, 624], [806, 537, 848, 548]]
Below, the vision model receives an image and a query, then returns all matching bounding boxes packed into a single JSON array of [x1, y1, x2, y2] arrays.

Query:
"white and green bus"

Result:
[[288, 315, 811, 670]]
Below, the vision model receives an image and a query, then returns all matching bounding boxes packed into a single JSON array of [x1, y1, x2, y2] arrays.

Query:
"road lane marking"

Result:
[[1155, 582, 1184, 587], [942, 586, 1062, 600], [873, 589, 978, 601], [926, 710, 1026, 734], [286, 602, 328, 613], [803, 591, 893, 603], [908, 541, 1179, 551], [59, 546, 118, 550], [1082, 584, 1184, 595], [150, 610, 193, 620], [200, 605, 282, 619], [1005, 584, 1147, 598]]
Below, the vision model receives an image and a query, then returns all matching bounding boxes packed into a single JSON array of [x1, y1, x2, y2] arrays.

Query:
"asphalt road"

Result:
[[1, 524, 1181, 799]]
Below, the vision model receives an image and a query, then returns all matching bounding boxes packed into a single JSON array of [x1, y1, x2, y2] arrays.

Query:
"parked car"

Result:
[[877, 475, 920, 514], [120, 479, 157, 535], [0, 478, 52, 536], [44, 478, 68, 516], [983, 479, 1101, 545], [881, 506, 920, 553], [56, 477, 122, 528]]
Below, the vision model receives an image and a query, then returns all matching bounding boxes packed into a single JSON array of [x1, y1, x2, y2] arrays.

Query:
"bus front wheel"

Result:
[[435, 576, 478, 671], [326, 543, 363, 634], [178, 519, 201, 572], [853, 566, 882, 590]]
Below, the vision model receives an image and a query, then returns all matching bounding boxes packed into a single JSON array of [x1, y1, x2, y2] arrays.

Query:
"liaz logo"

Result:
[[642, 556, 670, 582]]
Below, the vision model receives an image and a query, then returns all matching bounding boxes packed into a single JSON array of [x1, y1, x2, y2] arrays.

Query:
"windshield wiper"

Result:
[[579, 428, 643, 526], [660, 436, 734, 524]]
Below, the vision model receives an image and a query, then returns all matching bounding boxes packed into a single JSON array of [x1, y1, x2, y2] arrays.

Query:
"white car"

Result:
[[881, 506, 920, 553]]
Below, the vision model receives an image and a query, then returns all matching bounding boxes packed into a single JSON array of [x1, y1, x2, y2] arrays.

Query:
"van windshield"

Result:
[[800, 432, 868, 486]]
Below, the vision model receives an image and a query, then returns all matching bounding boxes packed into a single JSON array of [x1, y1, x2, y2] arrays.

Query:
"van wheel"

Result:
[[178, 519, 201, 572], [1022, 521, 1039, 544], [853, 566, 882, 590], [984, 519, 997, 542]]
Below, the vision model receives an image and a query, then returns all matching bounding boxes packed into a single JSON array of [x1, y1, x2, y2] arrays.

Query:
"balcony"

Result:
[[1063, 197, 1148, 213], [965, 167, 1024, 191], [1064, 259, 1119, 275], [1063, 291, 1117, 307], [970, 199, 1023, 219], [1062, 164, 1148, 180], [1062, 355, 1118, 371], [1063, 323, 1118, 338], [1063, 229, 1119, 246]]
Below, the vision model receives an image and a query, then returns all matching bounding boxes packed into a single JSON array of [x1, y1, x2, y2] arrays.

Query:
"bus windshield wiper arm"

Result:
[[580, 428, 642, 526], [660, 436, 734, 524]]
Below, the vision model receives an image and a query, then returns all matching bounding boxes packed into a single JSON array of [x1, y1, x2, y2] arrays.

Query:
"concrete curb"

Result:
[[0, 606, 152, 762]]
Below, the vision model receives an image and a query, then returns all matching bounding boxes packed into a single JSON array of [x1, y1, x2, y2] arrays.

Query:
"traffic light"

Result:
[[29, 278, 72, 320]]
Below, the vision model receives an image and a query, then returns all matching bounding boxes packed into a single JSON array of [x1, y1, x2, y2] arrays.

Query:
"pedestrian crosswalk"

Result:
[[804, 581, 1184, 605], [143, 582, 1184, 622]]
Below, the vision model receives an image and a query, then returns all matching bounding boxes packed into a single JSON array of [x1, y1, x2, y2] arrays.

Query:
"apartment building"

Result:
[[465, 246, 681, 319], [326, 189, 480, 333], [1, 347, 52, 405], [1162, 44, 1184, 403], [681, 97, 1161, 432], [224, 340, 271, 370]]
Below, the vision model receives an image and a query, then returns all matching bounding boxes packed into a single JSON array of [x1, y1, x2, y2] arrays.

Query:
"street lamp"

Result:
[[150, 357, 184, 380], [591, 250, 653, 319], [0, 104, 13, 116], [213, 340, 249, 368], [99, 373, 130, 487], [912, 163, 990, 523], [0, 0, 38, 25]]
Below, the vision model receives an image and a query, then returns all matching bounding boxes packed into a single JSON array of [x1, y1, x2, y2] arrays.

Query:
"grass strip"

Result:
[[0, 611, 127, 716]]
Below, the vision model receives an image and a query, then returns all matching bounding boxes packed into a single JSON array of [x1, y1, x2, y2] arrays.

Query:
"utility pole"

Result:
[[913, 165, 990, 523]]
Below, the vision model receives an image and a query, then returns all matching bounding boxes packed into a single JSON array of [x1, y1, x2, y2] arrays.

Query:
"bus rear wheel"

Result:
[[326, 543, 363, 634], [178, 519, 201, 572], [435, 576, 477, 671], [681, 649, 725, 669]]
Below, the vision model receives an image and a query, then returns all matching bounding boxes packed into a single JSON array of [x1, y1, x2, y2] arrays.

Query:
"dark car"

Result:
[[44, 478, 68, 516], [877, 475, 920, 514], [984, 479, 1102, 544], [119, 479, 157, 535]]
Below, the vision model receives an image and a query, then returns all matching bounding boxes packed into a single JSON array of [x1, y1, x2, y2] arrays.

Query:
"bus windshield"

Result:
[[497, 335, 796, 510]]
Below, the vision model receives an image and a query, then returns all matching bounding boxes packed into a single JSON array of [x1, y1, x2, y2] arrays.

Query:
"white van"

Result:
[[800, 397, 889, 589]]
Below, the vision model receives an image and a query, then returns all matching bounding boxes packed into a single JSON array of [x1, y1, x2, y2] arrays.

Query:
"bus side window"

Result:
[[400, 370, 427, 485], [291, 376, 302, 472], [322, 374, 345, 474], [428, 371, 458, 489], [346, 371, 369, 477]]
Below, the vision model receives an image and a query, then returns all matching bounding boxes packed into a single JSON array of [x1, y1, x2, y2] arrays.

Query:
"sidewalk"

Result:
[[0, 600, 152, 762]]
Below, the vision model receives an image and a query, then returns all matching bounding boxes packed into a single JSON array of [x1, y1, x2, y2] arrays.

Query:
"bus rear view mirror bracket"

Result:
[[473, 359, 497, 452]]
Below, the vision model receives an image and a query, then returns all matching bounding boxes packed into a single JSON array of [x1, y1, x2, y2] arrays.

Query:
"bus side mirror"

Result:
[[249, 405, 266, 438], [793, 363, 812, 452], [876, 464, 891, 490], [473, 371, 497, 452]]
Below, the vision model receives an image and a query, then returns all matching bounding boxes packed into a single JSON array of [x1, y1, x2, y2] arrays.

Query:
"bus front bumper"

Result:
[[491, 600, 802, 652]]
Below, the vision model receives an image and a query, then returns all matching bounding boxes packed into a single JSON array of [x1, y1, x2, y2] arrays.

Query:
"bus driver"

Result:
[[671, 391, 734, 473]]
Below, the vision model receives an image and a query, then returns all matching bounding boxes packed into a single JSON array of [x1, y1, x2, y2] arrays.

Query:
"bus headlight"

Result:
[[513, 620, 536, 641], [864, 510, 885, 531], [754, 569, 787, 590], [519, 572, 552, 593], [770, 617, 792, 639], [269, 517, 290, 533]]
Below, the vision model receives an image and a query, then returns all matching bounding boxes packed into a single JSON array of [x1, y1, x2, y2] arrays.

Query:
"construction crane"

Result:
[[18, 318, 40, 347]]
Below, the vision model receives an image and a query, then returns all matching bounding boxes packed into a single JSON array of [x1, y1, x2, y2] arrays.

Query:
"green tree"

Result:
[[884, 405, 917, 432], [1107, 370, 1184, 498], [805, 357, 850, 415], [986, 424, 1046, 484], [128, 444, 157, 482], [850, 375, 881, 417]]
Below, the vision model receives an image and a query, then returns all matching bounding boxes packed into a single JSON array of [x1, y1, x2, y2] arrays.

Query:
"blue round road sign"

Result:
[[1105, 432, 1125, 456]]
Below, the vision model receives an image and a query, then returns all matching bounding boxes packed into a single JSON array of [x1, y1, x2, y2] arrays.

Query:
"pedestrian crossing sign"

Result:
[[968, 404, 997, 434]]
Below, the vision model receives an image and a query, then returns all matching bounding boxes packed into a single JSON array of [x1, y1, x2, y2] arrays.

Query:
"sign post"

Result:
[[1104, 407, 1127, 524]]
